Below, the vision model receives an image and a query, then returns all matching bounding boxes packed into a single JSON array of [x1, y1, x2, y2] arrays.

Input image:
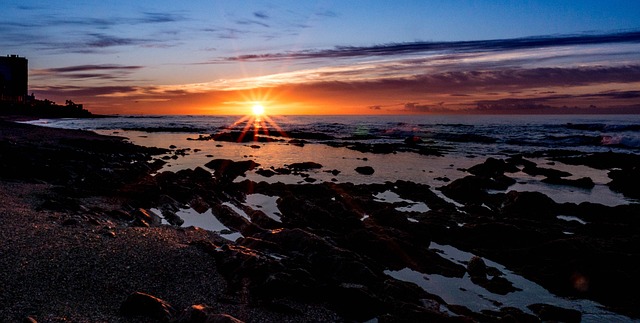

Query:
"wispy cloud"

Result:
[[253, 11, 269, 19], [32, 64, 144, 81], [219, 31, 640, 62], [314, 10, 338, 18], [235, 19, 270, 28], [0, 10, 186, 54]]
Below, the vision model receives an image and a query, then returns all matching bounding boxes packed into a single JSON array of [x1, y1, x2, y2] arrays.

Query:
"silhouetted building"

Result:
[[0, 55, 28, 103]]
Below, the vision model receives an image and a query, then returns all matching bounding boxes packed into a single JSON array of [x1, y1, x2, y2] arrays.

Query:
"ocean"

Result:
[[26, 114, 640, 207]]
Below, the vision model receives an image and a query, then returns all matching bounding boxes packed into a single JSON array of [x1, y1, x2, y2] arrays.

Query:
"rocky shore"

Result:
[[1, 118, 639, 322]]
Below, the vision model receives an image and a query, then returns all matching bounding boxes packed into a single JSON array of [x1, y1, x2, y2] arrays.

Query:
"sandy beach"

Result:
[[2, 117, 640, 322]]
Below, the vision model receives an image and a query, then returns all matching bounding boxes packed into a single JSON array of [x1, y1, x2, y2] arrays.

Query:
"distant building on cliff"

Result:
[[0, 55, 28, 103]]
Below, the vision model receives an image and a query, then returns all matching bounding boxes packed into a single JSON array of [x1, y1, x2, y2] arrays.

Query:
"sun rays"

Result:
[[251, 104, 265, 116], [221, 101, 286, 143]]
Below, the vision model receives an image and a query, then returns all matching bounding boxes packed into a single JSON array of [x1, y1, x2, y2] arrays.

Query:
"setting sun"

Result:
[[252, 104, 265, 116]]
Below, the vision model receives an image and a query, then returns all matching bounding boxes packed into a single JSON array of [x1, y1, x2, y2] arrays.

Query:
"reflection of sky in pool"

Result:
[[385, 242, 633, 322]]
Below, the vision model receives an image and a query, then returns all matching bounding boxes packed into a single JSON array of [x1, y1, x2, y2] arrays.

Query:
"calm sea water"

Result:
[[28, 114, 640, 156], [26, 114, 640, 206]]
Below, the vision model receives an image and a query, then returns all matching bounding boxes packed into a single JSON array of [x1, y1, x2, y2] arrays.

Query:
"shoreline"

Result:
[[1, 119, 639, 322]]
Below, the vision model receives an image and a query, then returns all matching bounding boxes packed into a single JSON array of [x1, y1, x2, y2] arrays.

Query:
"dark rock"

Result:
[[500, 191, 558, 219], [541, 176, 595, 189], [160, 209, 184, 226], [288, 139, 306, 147], [204, 159, 259, 181], [176, 304, 245, 323], [286, 131, 335, 140], [208, 131, 283, 143], [468, 157, 519, 177], [527, 303, 581, 323], [355, 166, 375, 175], [287, 162, 322, 170], [120, 291, 176, 322], [256, 169, 276, 177], [467, 256, 487, 279], [328, 284, 386, 320], [439, 174, 514, 204], [467, 256, 520, 295], [132, 208, 162, 226], [274, 167, 292, 175], [189, 196, 210, 214], [522, 165, 572, 178], [505, 155, 537, 169], [159, 194, 182, 212], [249, 145, 260, 149], [458, 222, 547, 249], [404, 136, 423, 145], [552, 151, 640, 170], [608, 167, 640, 199]]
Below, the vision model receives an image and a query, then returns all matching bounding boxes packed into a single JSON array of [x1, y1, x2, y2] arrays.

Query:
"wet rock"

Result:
[[288, 139, 306, 147], [132, 208, 162, 226], [286, 131, 335, 140], [355, 166, 375, 175], [541, 176, 595, 189], [204, 159, 259, 181], [176, 304, 245, 323], [500, 191, 558, 219], [458, 222, 547, 249], [527, 303, 581, 323], [274, 167, 292, 175], [287, 162, 322, 170], [467, 256, 520, 295], [522, 165, 572, 178], [404, 136, 423, 145], [256, 168, 276, 177], [481, 307, 540, 323], [439, 174, 513, 204], [120, 291, 176, 322], [160, 209, 184, 226], [328, 284, 386, 320], [505, 155, 537, 169], [159, 194, 182, 212], [608, 167, 640, 199], [189, 196, 210, 214], [247, 210, 281, 230], [467, 256, 487, 279], [467, 157, 519, 177], [552, 151, 640, 170]]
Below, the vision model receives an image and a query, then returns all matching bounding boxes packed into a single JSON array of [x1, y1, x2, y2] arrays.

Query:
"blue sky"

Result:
[[2, 0, 640, 114]]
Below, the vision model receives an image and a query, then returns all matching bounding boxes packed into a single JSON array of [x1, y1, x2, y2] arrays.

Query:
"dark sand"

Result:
[[0, 120, 339, 322]]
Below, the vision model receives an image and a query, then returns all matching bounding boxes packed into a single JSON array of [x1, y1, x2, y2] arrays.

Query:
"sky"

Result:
[[2, 0, 640, 115]]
